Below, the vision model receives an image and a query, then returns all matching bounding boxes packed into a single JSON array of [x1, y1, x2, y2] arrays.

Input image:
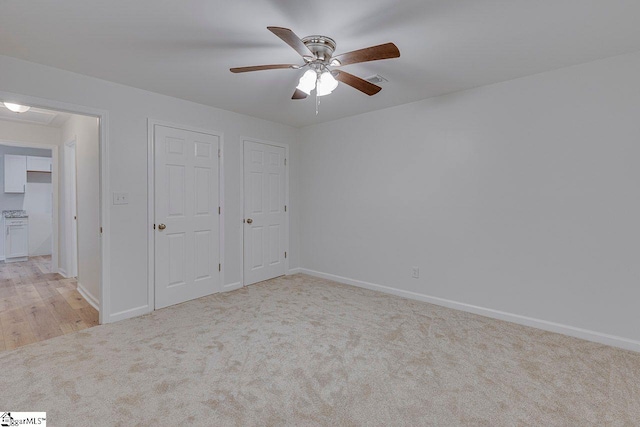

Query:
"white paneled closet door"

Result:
[[243, 140, 286, 285], [154, 125, 220, 309]]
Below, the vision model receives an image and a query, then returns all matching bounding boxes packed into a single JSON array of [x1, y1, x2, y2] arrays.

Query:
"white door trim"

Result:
[[241, 137, 289, 287], [147, 119, 224, 310], [0, 90, 110, 324], [64, 138, 78, 278]]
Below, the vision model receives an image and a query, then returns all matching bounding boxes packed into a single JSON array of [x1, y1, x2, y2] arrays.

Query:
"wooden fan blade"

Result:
[[332, 43, 400, 67], [268, 26, 313, 57], [230, 64, 297, 73], [292, 89, 308, 99], [335, 71, 382, 96]]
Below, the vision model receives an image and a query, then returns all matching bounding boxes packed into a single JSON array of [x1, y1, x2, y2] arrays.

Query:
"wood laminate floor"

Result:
[[0, 255, 98, 351]]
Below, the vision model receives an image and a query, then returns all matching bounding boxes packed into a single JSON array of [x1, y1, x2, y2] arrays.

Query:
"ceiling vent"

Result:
[[365, 74, 388, 84]]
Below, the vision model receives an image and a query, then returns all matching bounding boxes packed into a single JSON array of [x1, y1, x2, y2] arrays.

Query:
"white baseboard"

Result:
[[297, 268, 640, 353], [77, 281, 99, 311], [223, 282, 242, 292], [4, 256, 28, 263], [30, 251, 52, 257], [287, 268, 302, 275], [58, 268, 68, 278], [108, 305, 151, 323]]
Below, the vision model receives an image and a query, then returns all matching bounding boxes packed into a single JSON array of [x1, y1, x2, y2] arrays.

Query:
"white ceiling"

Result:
[[0, 104, 72, 128], [1, 0, 640, 128]]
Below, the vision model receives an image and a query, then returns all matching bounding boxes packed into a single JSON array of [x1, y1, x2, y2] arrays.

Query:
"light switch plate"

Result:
[[113, 192, 129, 205]]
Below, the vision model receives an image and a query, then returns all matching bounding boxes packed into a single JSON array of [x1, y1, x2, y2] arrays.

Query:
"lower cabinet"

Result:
[[4, 219, 29, 262]]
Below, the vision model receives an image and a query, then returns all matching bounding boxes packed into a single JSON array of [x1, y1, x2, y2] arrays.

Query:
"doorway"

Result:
[[0, 100, 102, 350], [243, 139, 288, 286]]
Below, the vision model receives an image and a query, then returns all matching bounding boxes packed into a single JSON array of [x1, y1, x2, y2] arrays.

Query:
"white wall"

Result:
[[0, 120, 62, 148], [0, 54, 300, 322], [61, 115, 100, 303], [298, 51, 640, 347]]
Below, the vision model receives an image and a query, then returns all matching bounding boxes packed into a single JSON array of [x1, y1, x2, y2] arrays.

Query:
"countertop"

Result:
[[2, 210, 28, 218]]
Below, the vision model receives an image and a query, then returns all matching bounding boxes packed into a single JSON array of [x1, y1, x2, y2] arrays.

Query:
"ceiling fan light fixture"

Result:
[[296, 69, 317, 95], [316, 71, 338, 97], [230, 27, 399, 106], [3, 102, 31, 113]]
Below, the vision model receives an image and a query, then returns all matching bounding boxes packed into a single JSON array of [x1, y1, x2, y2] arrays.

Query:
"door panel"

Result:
[[194, 168, 211, 215], [243, 141, 286, 285], [155, 125, 220, 309], [194, 230, 212, 280], [269, 225, 280, 265], [167, 232, 186, 287], [251, 172, 263, 213], [167, 165, 186, 216], [251, 226, 264, 269]]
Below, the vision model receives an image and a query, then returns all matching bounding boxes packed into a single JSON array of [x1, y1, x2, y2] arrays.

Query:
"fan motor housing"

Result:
[[302, 35, 337, 61]]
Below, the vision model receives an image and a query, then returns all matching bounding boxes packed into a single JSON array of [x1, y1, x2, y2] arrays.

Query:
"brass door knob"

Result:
[[246, 218, 253, 224], [158, 224, 166, 230]]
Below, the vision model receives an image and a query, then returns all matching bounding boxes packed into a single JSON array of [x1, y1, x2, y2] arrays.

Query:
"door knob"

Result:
[[158, 224, 166, 230], [246, 218, 253, 224]]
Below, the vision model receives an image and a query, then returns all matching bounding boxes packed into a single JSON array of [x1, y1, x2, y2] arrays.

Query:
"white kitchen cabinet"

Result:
[[4, 154, 27, 193], [5, 218, 29, 262], [26, 156, 52, 172]]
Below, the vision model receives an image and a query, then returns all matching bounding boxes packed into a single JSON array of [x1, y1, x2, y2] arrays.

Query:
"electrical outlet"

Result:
[[113, 192, 129, 205], [412, 267, 420, 279]]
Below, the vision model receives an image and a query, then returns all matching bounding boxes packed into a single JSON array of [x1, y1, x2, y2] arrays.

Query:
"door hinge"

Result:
[[218, 149, 221, 158], [100, 227, 103, 234], [218, 206, 221, 215], [284, 251, 287, 259], [284, 158, 287, 166], [218, 263, 221, 272], [284, 205, 287, 212]]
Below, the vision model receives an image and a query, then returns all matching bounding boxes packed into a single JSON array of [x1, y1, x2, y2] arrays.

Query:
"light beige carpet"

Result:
[[1, 274, 639, 426]]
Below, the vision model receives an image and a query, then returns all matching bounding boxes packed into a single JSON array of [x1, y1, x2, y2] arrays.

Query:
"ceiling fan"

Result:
[[230, 27, 400, 100]]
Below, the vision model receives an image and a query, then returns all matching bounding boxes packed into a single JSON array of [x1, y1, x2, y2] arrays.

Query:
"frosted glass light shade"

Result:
[[316, 72, 338, 97], [296, 70, 317, 95], [3, 102, 31, 113]]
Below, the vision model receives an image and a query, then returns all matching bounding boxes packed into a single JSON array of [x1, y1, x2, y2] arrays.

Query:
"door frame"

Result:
[[63, 138, 79, 278], [241, 137, 289, 287], [147, 119, 225, 310], [0, 90, 110, 324]]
